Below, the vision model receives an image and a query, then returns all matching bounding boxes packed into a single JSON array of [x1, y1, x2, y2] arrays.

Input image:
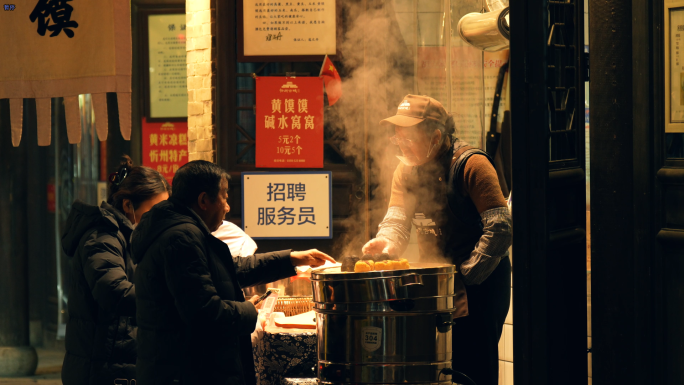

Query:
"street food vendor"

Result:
[[362, 94, 512, 385], [131, 160, 335, 385]]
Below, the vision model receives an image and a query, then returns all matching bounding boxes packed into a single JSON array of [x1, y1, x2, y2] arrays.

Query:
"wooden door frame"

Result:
[[586, 0, 684, 382], [130, 0, 186, 167], [510, 0, 588, 383], [215, 0, 235, 174]]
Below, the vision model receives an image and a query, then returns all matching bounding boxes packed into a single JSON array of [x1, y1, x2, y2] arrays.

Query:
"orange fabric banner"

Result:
[[0, 0, 132, 145]]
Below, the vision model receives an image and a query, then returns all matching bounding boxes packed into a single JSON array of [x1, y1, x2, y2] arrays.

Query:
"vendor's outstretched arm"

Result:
[[365, 164, 415, 256], [372, 206, 412, 256]]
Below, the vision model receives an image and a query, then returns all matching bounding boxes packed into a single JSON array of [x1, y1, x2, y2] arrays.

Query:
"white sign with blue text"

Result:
[[242, 172, 332, 239]]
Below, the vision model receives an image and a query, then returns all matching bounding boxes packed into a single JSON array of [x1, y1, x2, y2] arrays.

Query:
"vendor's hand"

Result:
[[290, 249, 336, 268], [362, 238, 399, 256]]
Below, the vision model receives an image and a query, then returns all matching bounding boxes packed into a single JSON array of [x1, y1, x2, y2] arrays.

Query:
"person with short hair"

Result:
[[131, 160, 334, 385], [60, 155, 170, 385]]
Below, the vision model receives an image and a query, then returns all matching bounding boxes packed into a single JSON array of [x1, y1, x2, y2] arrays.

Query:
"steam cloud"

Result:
[[327, 0, 486, 264], [327, 1, 417, 261]]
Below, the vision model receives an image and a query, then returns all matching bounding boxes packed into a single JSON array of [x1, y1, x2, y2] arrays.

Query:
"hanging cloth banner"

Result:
[[0, 0, 132, 146]]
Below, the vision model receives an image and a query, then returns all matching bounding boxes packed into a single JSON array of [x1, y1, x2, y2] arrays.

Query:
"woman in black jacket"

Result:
[[61, 156, 170, 385]]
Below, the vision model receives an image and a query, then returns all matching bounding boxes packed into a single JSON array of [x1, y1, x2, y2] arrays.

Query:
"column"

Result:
[[186, 0, 216, 162], [0, 99, 38, 376]]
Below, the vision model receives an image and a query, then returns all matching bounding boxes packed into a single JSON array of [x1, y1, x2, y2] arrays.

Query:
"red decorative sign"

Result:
[[141, 118, 189, 184], [256, 76, 324, 168]]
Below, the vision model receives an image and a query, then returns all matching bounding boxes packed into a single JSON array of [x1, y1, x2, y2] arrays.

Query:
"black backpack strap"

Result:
[[450, 146, 495, 189], [450, 145, 477, 169], [445, 146, 494, 229]]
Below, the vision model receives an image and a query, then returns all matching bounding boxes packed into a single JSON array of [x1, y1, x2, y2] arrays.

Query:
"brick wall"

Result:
[[186, 0, 215, 162]]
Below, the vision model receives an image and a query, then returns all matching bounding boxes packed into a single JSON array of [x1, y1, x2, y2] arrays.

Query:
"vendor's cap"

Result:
[[380, 94, 448, 127]]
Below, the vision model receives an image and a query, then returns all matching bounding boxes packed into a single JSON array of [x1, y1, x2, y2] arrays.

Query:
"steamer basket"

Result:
[[274, 296, 314, 317], [243, 277, 312, 297]]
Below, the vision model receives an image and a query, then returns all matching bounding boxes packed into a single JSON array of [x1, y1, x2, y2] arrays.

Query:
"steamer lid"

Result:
[[310, 262, 456, 281]]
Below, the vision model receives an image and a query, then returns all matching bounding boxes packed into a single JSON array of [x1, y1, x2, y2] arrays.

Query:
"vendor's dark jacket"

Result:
[[61, 201, 138, 385], [131, 197, 296, 385]]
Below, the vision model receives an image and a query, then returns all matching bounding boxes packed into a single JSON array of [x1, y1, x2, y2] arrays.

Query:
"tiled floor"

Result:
[[498, 273, 514, 385], [497, 270, 592, 385], [498, 360, 514, 385]]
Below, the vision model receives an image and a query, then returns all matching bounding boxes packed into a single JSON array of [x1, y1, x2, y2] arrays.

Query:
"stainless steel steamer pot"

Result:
[[311, 263, 458, 384]]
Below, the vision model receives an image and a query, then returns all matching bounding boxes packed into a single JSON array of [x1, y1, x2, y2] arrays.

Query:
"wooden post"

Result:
[[0, 99, 38, 376]]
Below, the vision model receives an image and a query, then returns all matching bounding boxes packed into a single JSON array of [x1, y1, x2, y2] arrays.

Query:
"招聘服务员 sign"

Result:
[[242, 172, 331, 239]]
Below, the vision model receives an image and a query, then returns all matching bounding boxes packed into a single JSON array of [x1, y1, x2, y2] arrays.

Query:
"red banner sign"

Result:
[[142, 118, 189, 184], [256, 76, 324, 168]]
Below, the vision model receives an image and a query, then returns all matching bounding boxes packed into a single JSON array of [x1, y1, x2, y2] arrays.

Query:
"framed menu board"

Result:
[[238, 0, 338, 62], [141, 10, 188, 120], [666, 2, 684, 132]]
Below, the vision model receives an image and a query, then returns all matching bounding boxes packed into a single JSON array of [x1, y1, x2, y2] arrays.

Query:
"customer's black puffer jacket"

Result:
[[61, 201, 137, 385], [131, 197, 296, 385]]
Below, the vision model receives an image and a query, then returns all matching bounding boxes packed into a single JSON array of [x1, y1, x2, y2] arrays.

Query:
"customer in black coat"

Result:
[[60, 156, 170, 385], [131, 160, 334, 385]]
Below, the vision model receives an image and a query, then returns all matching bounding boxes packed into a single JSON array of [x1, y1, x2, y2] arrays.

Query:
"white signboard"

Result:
[[242, 172, 332, 239], [666, 2, 684, 132], [670, 7, 684, 123], [148, 14, 188, 118], [242, 1, 336, 56]]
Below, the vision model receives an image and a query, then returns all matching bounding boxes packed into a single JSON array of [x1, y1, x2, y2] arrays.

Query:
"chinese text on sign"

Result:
[[256, 76, 324, 168], [242, 1, 336, 56], [242, 172, 332, 239], [148, 14, 188, 118], [141, 118, 189, 184]]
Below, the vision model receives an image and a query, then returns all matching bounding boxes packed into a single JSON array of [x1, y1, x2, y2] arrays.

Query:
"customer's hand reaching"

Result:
[[248, 295, 261, 309], [290, 249, 336, 268]]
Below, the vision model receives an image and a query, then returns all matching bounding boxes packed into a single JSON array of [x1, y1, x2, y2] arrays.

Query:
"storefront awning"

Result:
[[0, 0, 132, 146]]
